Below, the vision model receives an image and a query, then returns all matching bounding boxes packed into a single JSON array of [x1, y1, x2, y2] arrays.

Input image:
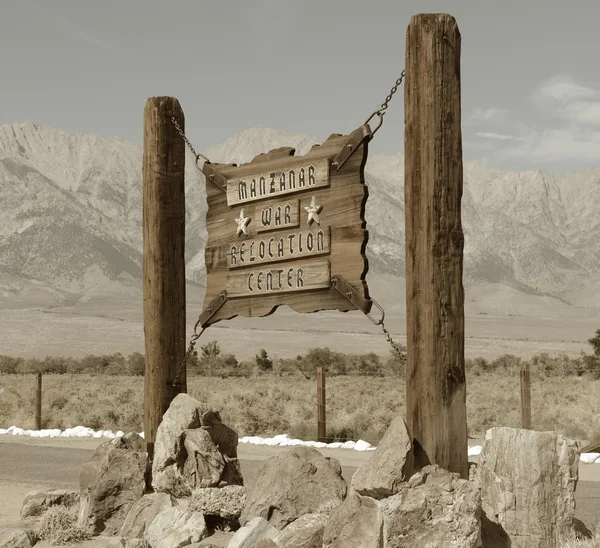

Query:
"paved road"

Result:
[[0, 441, 599, 532]]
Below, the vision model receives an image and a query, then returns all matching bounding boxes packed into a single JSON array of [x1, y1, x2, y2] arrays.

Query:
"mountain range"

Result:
[[1, 121, 599, 317]]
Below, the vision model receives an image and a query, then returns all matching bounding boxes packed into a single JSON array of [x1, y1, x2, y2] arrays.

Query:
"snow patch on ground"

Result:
[[0, 426, 598, 463]]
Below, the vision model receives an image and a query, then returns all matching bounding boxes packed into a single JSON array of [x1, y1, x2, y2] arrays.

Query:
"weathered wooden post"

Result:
[[520, 363, 532, 429], [404, 13, 468, 478], [316, 366, 326, 442], [143, 96, 187, 462], [35, 372, 42, 430]]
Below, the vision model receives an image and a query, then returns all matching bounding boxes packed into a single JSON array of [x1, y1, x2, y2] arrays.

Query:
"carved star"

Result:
[[235, 209, 250, 236], [304, 196, 322, 226]]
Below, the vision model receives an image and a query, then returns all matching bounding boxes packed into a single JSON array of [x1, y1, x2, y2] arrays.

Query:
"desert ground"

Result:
[[0, 298, 597, 362]]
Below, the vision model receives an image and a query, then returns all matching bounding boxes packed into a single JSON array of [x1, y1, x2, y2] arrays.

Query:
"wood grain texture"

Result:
[[143, 96, 187, 459], [226, 260, 331, 298], [203, 131, 370, 322], [226, 158, 330, 206], [404, 14, 468, 478], [227, 226, 331, 269]]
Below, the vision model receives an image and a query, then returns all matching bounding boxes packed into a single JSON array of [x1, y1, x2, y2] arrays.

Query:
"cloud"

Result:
[[532, 75, 600, 126], [470, 107, 509, 123], [476, 132, 527, 142], [501, 128, 600, 164], [67, 27, 124, 56], [38, 5, 125, 57], [468, 76, 600, 168], [534, 75, 598, 103]]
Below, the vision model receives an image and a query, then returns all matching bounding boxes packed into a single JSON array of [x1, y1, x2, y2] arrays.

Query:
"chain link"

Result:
[[380, 320, 407, 363], [172, 320, 205, 388], [171, 117, 210, 167], [376, 70, 406, 115]]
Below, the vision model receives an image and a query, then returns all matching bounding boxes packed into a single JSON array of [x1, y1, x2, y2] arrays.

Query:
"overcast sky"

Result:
[[1, 0, 599, 174]]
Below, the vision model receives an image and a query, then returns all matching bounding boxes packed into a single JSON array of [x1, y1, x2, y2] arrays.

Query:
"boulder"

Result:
[[20, 489, 79, 518], [0, 528, 37, 548], [479, 427, 580, 548], [188, 485, 247, 521], [152, 394, 242, 497], [381, 465, 481, 548], [240, 447, 347, 529], [77, 432, 147, 536], [144, 506, 208, 548], [227, 517, 279, 548], [125, 540, 150, 548], [119, 492, 177, 540], [275, 513, 328, 548], [351, 416, 414, 499], [322, 489, 382, 548]]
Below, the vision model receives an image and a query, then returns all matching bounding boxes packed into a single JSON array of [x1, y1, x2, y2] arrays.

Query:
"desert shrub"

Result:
[[127, 352, 145, 376], [301, 347, 348, 376], [0, 355, 25, 374], [35, 505, 89, 545], [255, 349, 273, 372], [354, 353, 384, 376], [491, 354, 521, 374]]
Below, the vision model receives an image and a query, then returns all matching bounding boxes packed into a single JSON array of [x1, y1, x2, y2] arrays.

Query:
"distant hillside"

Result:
[[0, 121, 599, 316]]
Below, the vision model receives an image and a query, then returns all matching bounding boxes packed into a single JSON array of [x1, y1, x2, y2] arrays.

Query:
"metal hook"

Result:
[[364, 110, 385, 136], [366, 297, 385, 326], [195, 153, 211, 171]]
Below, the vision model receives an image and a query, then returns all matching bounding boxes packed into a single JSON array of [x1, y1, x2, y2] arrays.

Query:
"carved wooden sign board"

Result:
[[201, 130, 371, 325]]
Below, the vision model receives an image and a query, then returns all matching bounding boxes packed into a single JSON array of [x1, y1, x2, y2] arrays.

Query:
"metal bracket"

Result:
[[198, 291, 228, 328], [331, 275, 373, 315], [202, 162, 228, 193], [331, 124, 373, 171]]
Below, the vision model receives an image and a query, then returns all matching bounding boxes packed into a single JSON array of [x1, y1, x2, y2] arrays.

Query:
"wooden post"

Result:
[[404, 14, 468, 478], [143, 97, 187, 462], [520, 363, 532, 429], [35, 372, 42, 430], [316, 367, 326, 442]]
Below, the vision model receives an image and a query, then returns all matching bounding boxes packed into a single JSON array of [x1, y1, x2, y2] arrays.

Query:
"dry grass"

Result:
[[34, 505, 89, 545], [1, 370, 600, 444]]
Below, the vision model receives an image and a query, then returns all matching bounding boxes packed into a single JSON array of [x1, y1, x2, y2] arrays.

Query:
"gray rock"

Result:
[[120, 492, 177, 539], [240, 446, 347, 529], [322, 489, 382, 548], [255, 541, 278, 548], [381, 465, 481, 548], [227, 517, 279, 548], [78, 537, 127, 547], [188, 486, 247, 521], [152, 394, 242, 497], [0, 528, 37, 548], [351, 416, 413, 499], [77, 432, 147, 536], [20, 489, 79, 518], [183, 428, 227, 489], [125, 540, 150, 548], [276, 513, 328, 548], [144, 506, 208, 548], [479, 427, 580, 548]]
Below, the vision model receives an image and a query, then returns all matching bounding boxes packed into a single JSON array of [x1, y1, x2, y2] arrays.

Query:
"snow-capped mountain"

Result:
[[1, 121, 599, 312]]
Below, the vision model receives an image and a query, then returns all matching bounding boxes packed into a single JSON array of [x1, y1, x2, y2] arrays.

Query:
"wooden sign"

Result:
[[202, 132, 371, 324]]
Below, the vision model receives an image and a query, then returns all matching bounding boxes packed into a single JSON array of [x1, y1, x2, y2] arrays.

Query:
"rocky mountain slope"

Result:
[[0, 121, 599, 312]]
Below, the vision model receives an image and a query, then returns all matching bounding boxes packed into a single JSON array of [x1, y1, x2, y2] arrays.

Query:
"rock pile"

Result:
[[1, 393, 587, 548]]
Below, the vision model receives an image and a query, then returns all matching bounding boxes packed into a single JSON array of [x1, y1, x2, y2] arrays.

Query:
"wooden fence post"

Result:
[[143, 97, 187, 463], [404, 13, 468, 478], [520, 363, 532, 429], [35, 372, 42, 430], [316, 367, 326, 442]]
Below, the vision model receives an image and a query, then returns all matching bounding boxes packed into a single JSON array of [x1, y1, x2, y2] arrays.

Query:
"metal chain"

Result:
[[381, 320, 406, 363], [172, 318, 206, 388], [377, 70, 406, 115], [171, 117, 210, 168], [364, 69, 406, 135]]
